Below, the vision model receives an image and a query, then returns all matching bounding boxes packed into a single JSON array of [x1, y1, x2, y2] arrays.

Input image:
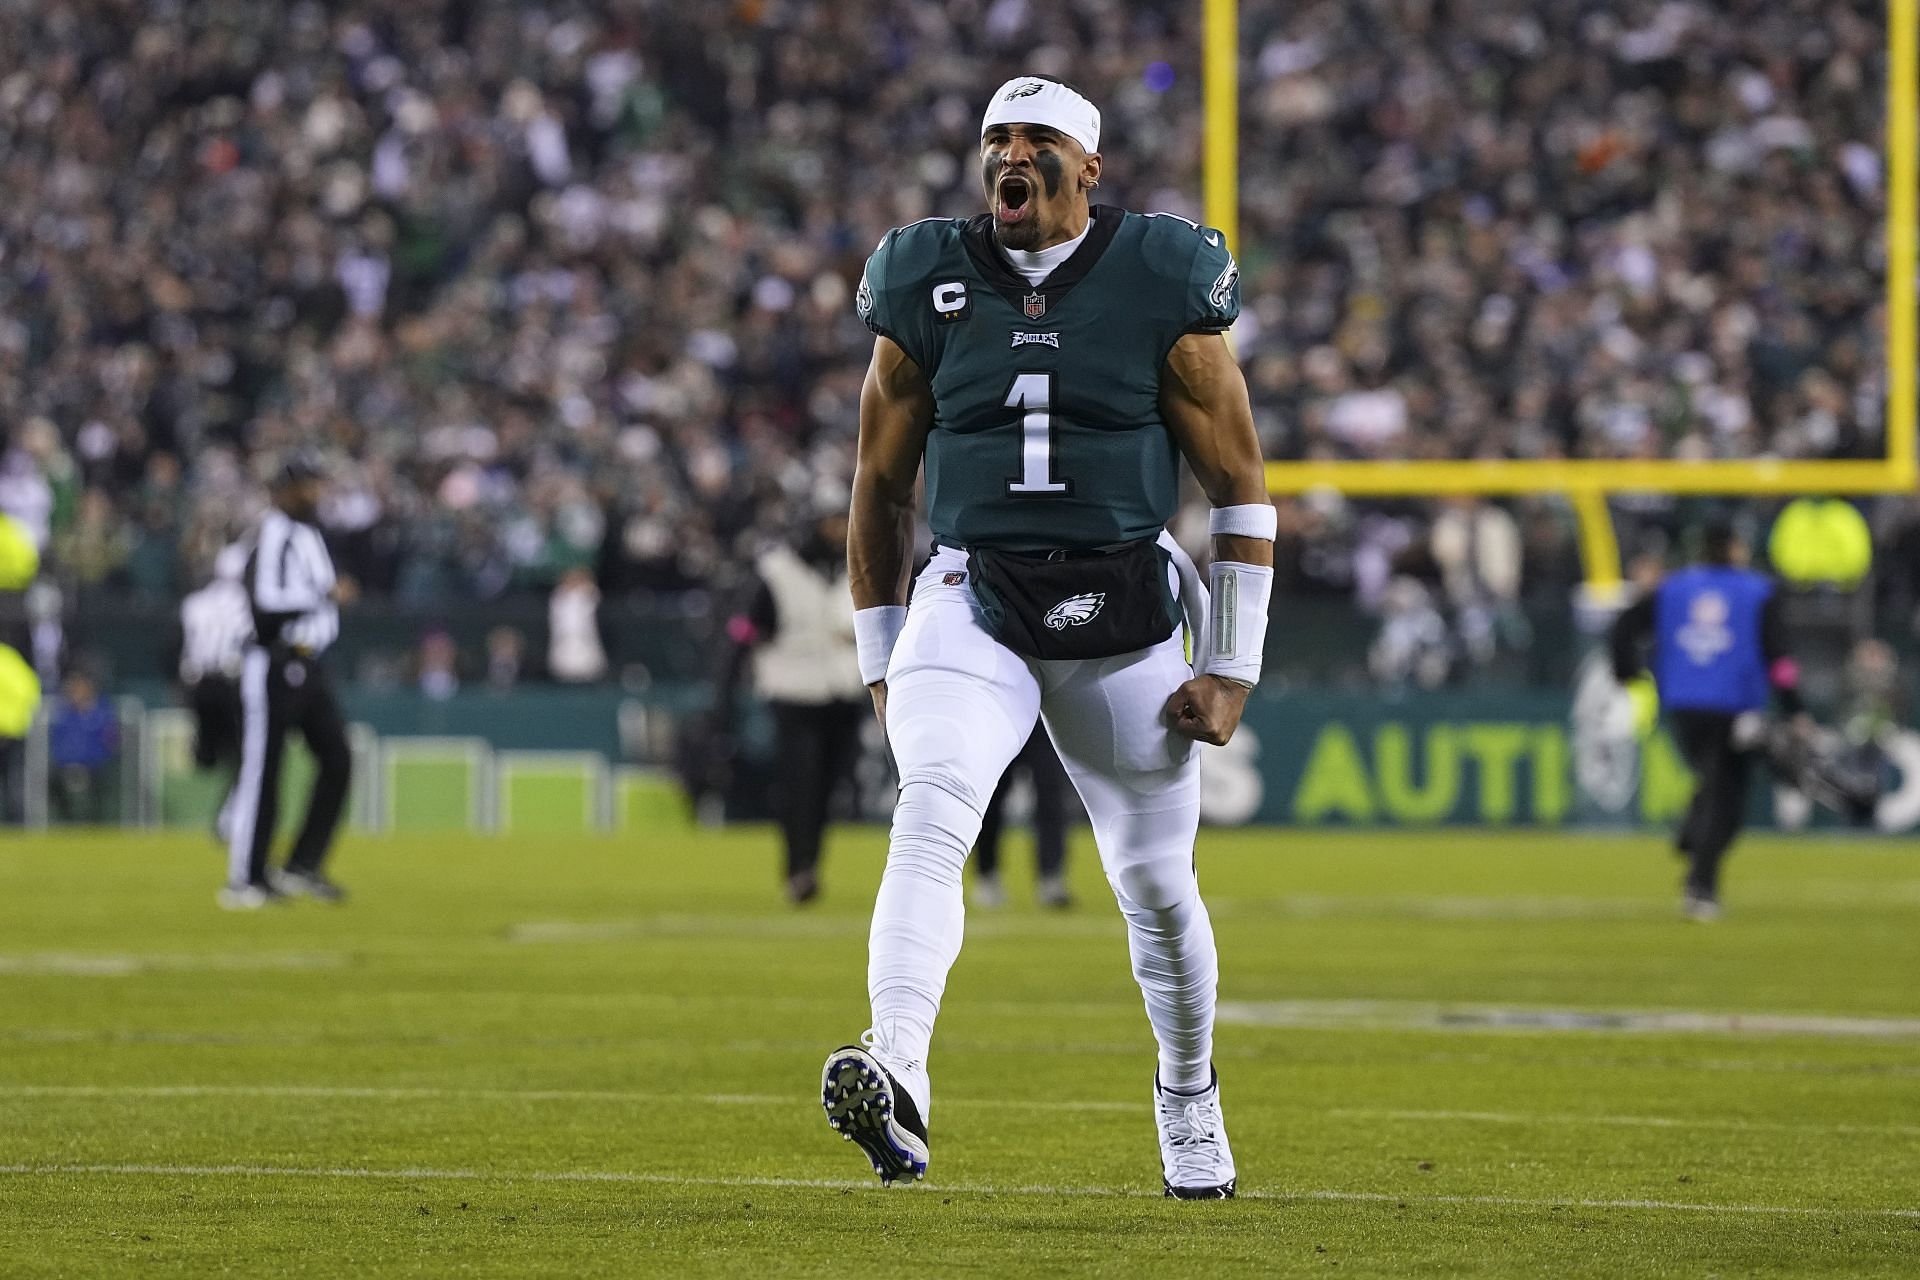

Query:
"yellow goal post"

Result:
[[1204, 0, 1918, 598]]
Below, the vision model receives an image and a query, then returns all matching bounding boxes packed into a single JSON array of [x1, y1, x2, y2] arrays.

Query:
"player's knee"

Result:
[[886, 774, 984, 887], [1111, 853, 1197, 914], [896, 765, 982, 813], [1090, 802, 1199, 912]]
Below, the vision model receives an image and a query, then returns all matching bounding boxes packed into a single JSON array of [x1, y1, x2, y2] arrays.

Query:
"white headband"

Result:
[[980, 77, 1101, 155]]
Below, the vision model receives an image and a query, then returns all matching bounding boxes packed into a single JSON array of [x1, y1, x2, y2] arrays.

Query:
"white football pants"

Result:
[[867, 544, 1219, 1119]]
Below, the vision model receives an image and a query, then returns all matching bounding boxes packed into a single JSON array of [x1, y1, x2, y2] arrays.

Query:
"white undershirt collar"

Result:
[[999, 221, 1090, 286]]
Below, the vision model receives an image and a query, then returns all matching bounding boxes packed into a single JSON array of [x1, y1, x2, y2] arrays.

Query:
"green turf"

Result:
[[1, 826, 1917, 1277]]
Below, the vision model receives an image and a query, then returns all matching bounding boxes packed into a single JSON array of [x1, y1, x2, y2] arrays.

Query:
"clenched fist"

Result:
[[1164, 674, 1251, 746]]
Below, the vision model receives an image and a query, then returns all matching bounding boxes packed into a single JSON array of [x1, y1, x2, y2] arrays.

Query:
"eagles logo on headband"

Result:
[[981, 77, 1101, 155]]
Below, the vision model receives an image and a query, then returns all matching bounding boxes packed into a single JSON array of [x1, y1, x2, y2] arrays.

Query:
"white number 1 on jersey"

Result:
[[1005, 371, 1069, 495]]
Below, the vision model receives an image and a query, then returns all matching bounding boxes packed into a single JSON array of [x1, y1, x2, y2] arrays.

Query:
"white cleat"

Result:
[[821, 1043, 929, 1185], [270, 867, 348, 902], [1156, 1069, 1237, 1199], [1682, 891, 1723, 923], [216, 883, 279, 911], [1035, 874, 1074, 910], [969, 875, 1007, 909]]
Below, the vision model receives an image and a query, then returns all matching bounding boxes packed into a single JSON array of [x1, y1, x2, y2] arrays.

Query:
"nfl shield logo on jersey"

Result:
[[1022, 291, 1048, 320]]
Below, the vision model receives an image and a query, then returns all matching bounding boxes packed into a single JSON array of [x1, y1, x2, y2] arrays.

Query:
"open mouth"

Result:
[[996, 173, 1032, 222]]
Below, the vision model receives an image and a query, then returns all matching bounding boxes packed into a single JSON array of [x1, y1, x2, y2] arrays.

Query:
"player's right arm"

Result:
[[849, 334, 935, 727]]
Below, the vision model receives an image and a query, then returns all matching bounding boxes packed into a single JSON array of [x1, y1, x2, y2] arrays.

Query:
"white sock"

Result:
[[1116, 880, 1218, 1094], [866, 779, 981, 1123]]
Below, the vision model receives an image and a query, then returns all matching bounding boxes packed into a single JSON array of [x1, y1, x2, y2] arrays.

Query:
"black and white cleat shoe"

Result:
[[1156, 1068, 1237, 1199], [216, 881, 284, 911], [1035, 874, 1074, 911], [271, 867, 348, 903], [821, 1044, 929, 1185], [1681, 890, 1722, 922]]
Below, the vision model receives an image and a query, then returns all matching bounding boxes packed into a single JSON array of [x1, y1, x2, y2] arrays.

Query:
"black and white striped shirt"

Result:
[[247, 509, 339, 656], [179, 577, 253, 682]]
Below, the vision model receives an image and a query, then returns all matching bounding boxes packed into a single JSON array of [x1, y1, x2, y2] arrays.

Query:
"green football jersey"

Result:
[[857, 206, 1239, 551]]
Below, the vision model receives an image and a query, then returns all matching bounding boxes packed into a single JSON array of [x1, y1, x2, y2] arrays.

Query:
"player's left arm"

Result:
[[1159, 331, 1274, 746]]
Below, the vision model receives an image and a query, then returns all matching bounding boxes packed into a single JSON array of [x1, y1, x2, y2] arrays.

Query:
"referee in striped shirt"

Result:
[[222, 454, 352, 909]]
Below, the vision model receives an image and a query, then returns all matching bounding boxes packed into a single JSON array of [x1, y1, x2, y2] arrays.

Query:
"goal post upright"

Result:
[[1889, 0, 1917, 491], [1206, 0, 1919, 593], [1202, 0, 1238, 258]]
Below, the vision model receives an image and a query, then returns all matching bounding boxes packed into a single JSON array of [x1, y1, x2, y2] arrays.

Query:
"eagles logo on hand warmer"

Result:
[[1044, 592, 1105, 630], [965, 540, 1179, 661]]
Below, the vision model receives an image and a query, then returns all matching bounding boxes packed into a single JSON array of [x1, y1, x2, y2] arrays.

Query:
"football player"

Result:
[[821, 76, 1273, 1199]]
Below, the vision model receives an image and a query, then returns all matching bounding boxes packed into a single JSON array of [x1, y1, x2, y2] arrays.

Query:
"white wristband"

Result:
[[1200, 560, 1272, 686], [1208, 503, 1278, 541], [853, 605, 907, 685]]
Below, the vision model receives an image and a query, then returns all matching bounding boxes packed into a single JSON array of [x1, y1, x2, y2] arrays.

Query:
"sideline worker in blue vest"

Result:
[[1609, 520, 1807, 921]]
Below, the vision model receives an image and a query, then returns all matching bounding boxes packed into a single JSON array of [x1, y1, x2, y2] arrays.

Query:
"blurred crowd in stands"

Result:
[[3, 0, 1917, 682]]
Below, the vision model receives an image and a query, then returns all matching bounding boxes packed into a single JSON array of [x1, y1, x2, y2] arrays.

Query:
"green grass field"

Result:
[[1, 826, 1917, 1277]]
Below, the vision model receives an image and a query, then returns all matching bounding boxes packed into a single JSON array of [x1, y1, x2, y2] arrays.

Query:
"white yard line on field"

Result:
[[0, 1082, 1137, 1113], [506, 915, 1124, 943], [12, 1085, 1917, 1138], [1213, 896, 1660, 921], [507, 885, 1920, 941], [1279, 1187, 1920, 1219], [1218, 1000, 1920, 1039], [0, 952, 346, 976], [1333, 1108, 1920, 1138], [1744, 879, 1920, 907], [0, 1162, 1914, 1220], [507, 900, 1675, 941]]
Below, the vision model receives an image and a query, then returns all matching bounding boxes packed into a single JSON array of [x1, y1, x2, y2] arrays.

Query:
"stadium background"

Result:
[[3, 4, 1919, 1276], [0, 0, 1914, 831]]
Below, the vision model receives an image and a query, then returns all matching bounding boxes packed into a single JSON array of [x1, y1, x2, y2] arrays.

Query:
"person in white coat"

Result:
[[717, 508, 868, 904], [548, 568, 608, 683]]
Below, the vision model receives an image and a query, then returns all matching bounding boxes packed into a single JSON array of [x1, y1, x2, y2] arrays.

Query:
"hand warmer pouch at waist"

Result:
[[966, 538, 1181, 661]]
